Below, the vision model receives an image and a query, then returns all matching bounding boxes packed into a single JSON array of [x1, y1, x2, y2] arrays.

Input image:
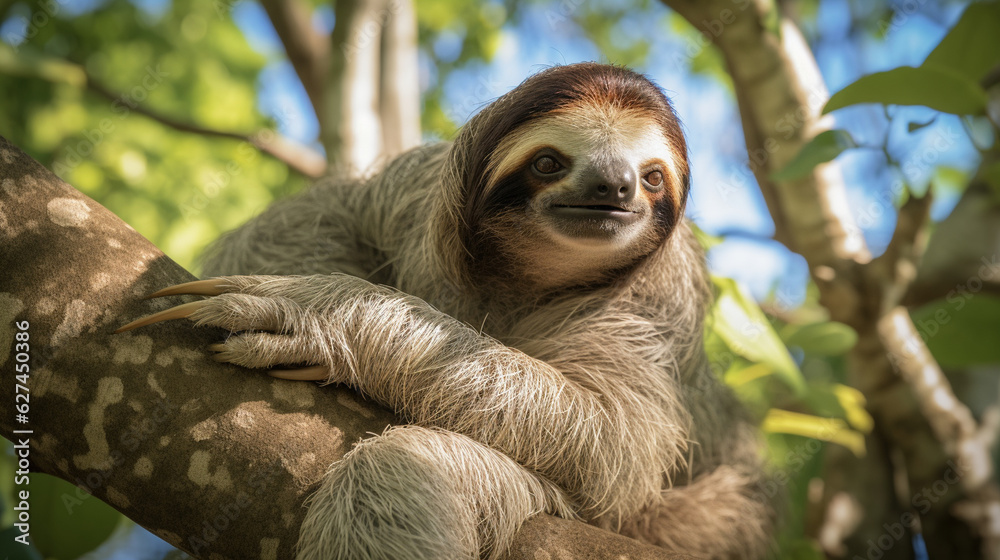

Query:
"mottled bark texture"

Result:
[[0, 136, 688, 559], [660, 0, 998, 558]]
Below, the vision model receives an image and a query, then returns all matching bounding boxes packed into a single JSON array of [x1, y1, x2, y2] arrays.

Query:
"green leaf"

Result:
[[28, 474, 123, 559], [798, 383, 873, 433], [911, 295, 1000, 368], [0, 526, 43, 560], [823, 66, 987, 116], [782, 321, 858, 356], [923, 2, 1000, 84], [724, 362, 774, 387], [710, 277, 805, 394], [762, 409, 866, 457], [771, 130, 857, 182], [833, 384, 874, 433]]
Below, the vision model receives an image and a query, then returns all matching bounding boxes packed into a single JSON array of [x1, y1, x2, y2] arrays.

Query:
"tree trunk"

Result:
[[323, 0, 421, 175]]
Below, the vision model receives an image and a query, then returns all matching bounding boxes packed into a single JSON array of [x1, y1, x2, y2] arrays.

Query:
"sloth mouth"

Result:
[[549, 204, 638, 221], [546, 203, 641, 239], [552, 204, 631, 212]]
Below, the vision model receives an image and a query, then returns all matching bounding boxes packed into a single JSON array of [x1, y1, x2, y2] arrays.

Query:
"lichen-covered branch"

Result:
[[0, 136, 684, 559], [878, 308, 1000, 557]]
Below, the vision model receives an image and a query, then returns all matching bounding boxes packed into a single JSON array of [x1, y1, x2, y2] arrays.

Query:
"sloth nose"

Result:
[[582, 162, 637, 206]]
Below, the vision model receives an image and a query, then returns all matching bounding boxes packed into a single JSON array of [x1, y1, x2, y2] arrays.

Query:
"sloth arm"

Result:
[[199, 142, 451, 280], [125, 273, 689, 521]]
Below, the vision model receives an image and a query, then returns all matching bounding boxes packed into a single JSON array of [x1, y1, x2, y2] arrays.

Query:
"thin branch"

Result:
[[86, 78, 327, 178], [874, 192, 933, 311], [878, 308, 1000, 556], [258, 0, 330, 122]]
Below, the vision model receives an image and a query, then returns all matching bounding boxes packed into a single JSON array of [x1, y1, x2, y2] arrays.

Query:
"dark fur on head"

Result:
[[448, 64, 691, 291], [457, 64, 689, 238]]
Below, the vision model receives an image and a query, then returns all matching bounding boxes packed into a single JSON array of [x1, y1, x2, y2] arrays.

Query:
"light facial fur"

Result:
[[196, 63, 777, 559]]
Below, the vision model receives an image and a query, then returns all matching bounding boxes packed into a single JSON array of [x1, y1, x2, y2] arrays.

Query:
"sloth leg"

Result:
[[296, 425, 574, 560], [620, 466, 776, 560]]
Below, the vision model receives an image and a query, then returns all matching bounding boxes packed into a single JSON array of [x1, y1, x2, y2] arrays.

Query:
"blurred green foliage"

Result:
[[0, 0, 303, 272]]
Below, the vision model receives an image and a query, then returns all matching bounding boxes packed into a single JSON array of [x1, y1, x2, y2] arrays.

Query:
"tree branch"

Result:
[[85, 78, 327, 178], [377, 0, 422, 159], [0, 136, 686, 559], [258, 0, 330, 123], [323, 0, 389, 174], [665, 1, 870, 271], [0, 43, 327, 178], [874, 192, 933, 310], [878, 308, 1000, 556]]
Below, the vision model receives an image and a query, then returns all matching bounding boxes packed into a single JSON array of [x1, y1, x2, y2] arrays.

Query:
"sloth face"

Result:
[[487, 106, 682, 251], [456, 63, 689, 289]]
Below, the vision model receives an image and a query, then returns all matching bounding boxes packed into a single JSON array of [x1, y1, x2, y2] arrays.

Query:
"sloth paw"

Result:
[[115, 277, 334, 381]]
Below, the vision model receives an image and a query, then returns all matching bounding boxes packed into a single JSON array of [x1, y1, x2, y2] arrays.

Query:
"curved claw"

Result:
[[147, 279, 233, 299], [114, 301, 208, 333], [269, 365, 330, 381]]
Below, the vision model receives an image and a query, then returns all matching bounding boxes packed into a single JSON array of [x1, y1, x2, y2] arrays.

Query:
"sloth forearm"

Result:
[[318, 276, 679, 516], [180, 273, 682, 516]]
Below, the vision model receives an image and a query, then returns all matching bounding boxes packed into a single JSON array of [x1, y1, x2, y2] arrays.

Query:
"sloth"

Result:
[[119, 63, 775, 559]]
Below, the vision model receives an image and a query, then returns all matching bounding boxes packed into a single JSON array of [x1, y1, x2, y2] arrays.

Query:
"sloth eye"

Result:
[[644, 170, 664, 189], [533, 156, 562, 174]]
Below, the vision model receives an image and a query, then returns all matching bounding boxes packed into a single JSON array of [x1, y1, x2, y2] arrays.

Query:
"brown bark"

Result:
[[259, 0, 330, 125], [0, 136, 685, 558]]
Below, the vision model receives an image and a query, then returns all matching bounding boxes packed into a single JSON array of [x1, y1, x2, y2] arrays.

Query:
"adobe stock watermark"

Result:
[[853, 459, 967, 560], [665, 0, 756, 72], [911, 253, 1000, 343], [714, 83, 830, 202], [1, 0, 70, 51], [854, 124, 962, 231], [340, 0, 406, 59], [212, 0, 242, 19], [877, 0, 931, 38], [185, 459, 283, 556], [444, 74, 504, 126], [751, 419, 839, 505], [62, 396, 177, 514], [179, 105, 298, 218], [544, 0, 585, 28]]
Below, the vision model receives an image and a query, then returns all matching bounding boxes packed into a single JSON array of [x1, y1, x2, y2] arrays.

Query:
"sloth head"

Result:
[[450, 63, 690, 291]]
